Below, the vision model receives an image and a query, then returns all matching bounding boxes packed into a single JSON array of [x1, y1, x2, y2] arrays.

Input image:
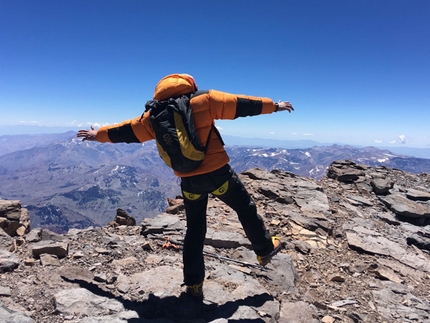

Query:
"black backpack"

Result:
[[144, 94, 212, 173]]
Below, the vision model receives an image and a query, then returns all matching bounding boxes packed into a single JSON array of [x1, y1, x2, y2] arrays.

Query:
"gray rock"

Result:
[[207, 262, 248, 286], [331, 297, 357, 307], [0, 250, 19, 272], [346, 228, 430, 272], [0, 200, 21, 216], [406, 188, 430, 201], [242, 168, 279, 180], [266, 253, 297, 292], [116, 274, 131, 293], [114, 208, 136, 226], [294, 189, 331, 217], [0, 286, 11, 296], [25, 229, 41, 243], [40, 253, 60, 266], [141, 213, 185, 235], [371, 286, 427, 321], [127, 266, 183, 299], [59, 265, 95, 283], [258, 183, 284, 198], [294, 240, 312, 254], [94, 272, 107, 282], [231, 247, 296, 292], [0, 228, 13, 250], [279, 301, 319, 323], [289, 212, 332, 233], [346, 195, 373, 207], [371, 178, 394, 195], [40, 228, 65, 241], [0, 301, 35, 323], [407, 232, 430, 251], [54, 287, 133, 317], [327, 160, 365, 182], [206, 230, 249, 249], [5, 210, 21, 221], [229, 305, 261, 320], [379, 194, 430, 218], [31, 240, 69, 259], [0, 200, 30, 237], [377, 212, 401, 225], [208, 319, 228, 323]]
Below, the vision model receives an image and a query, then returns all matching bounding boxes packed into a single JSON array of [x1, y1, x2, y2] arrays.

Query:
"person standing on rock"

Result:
[[77, 74, 294, 298]]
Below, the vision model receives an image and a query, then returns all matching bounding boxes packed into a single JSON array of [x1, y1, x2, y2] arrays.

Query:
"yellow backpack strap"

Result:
[[211, 180, 229, 196]]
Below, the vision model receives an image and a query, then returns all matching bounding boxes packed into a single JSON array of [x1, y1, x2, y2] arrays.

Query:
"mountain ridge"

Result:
[[2, 131, 430, 158]]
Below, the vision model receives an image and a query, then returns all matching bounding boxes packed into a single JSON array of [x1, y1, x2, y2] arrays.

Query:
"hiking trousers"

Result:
[[180, 164, 273, 286]]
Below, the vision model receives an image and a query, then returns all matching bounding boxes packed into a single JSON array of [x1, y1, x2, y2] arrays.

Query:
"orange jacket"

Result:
[[96, 89, 278, 177]]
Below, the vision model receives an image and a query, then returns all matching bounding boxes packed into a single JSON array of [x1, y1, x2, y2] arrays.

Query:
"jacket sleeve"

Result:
[[96, 112, 155, 143], [191, 90, 277, 120]]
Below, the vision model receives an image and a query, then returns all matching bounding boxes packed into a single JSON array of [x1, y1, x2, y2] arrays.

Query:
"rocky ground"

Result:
[[1, 160, 430, 323]]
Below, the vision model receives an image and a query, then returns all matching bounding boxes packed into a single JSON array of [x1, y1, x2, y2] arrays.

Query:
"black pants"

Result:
[[180, 164, 273, 285]]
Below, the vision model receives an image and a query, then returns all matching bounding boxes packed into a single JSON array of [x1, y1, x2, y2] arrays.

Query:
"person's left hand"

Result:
[[277, 101, 294, 113], [77, 126, 98, 141]]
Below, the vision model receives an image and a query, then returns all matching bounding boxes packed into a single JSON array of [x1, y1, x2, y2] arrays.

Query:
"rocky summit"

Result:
[[1, 160, 430, 323]]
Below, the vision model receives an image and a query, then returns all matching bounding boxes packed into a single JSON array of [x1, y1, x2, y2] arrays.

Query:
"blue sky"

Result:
[[1, 0, 429, 147]]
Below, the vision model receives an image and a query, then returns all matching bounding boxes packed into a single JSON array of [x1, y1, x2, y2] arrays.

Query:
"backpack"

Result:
[[144, 94, 212, 173]]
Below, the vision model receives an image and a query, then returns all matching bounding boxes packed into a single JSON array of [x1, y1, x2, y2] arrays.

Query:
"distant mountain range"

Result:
[[222, 135, 430, 159], [1, 131, 430, 233]]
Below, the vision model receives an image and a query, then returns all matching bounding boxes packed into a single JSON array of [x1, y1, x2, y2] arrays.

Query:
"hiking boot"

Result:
[[186, 281, 203, 298], [257, 236, 283, 266]]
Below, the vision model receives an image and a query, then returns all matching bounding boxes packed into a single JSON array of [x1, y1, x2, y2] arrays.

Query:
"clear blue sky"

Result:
[[1, 0, 429, 147]]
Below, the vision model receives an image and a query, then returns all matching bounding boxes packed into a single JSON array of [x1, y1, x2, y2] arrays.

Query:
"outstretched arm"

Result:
[[193, 90, 294, 120], [77, 126, 98, 141], [77, 115, 155, 144]]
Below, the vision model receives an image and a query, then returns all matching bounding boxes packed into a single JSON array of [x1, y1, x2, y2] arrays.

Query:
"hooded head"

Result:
[[153, 74, 198, 101]]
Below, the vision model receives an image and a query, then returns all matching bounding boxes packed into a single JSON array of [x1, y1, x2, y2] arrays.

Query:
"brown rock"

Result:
[[31, 241, 69, 259], [328, 274, 346, 282], [114, 208, 136, 226]]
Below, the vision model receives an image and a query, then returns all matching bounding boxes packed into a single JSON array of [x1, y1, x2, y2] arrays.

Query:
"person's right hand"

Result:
[[77, 126, 98, 141], [277, 101, 294, 113]]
